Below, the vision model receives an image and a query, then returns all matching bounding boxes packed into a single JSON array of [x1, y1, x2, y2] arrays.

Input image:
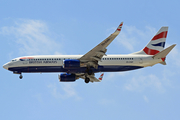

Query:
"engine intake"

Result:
[[63, 59, 80, 69], [59, 73, 76, 82]]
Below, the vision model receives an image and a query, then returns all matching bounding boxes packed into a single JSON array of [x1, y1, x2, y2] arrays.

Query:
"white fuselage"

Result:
[[3, 54, 162, 74], [2, 23, 174, 83]]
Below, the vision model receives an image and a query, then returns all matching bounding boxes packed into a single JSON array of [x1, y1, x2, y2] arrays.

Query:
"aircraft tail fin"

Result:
[[133, 27, 168, 55]]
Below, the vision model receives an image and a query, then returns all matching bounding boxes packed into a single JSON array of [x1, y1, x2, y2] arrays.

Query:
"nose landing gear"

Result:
[[19, 74, 23, 79], [13, 71, 23, 79]]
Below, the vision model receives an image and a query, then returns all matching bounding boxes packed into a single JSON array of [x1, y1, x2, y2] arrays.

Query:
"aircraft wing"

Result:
[[78, 73, 104, 83], [79, 22, 123, 69]]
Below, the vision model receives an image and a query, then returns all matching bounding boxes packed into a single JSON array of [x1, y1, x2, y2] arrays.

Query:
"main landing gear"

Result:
[[86, 65, 93, 75], [85, 77, 90, 83], [85, 66, 92, 83]]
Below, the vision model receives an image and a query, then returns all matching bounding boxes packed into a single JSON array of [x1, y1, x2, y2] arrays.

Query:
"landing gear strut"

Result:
[[87, 69, 93, 75], [19, 74, 23, 79], [86, 66, 93, 75], [85, 77, 90, 83]]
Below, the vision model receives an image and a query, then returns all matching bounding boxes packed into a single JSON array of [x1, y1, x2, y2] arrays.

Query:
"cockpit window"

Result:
[[11, 59, 17, 62]]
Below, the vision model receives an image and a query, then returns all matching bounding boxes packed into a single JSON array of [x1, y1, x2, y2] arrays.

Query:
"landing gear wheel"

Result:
[[19, 74, 23, 79], [85, 77, 90, 83]]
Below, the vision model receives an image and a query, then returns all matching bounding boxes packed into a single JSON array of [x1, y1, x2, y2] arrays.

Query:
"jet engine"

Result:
[[58, 73, 76, 82], [63, 59, 80, 69]]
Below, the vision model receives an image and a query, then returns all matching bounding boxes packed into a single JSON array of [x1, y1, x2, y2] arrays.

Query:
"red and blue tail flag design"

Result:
[[134, 27, 168, 55], [143, 27, 168, 55]]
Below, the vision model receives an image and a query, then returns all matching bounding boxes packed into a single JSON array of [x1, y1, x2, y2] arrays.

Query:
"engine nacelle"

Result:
[[58, 73, 76, 82], [63, 59, 80, 69]]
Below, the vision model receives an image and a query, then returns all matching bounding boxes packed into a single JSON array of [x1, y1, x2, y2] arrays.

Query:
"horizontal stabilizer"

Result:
[[153, 44, 176, 59]]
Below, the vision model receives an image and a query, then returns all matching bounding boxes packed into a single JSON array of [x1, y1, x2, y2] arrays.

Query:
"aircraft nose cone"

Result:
[[3, 63, 8, 70]]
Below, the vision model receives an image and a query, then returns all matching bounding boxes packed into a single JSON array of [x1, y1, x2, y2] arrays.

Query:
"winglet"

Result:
[[114, 22, 123, 34], [98, 73, 104, 81]]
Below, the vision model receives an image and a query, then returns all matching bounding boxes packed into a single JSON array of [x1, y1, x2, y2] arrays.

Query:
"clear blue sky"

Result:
[[1, 0, 180, 120]]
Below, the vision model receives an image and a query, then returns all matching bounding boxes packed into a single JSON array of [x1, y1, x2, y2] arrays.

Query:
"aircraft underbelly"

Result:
[[8, 65, 143, 73]]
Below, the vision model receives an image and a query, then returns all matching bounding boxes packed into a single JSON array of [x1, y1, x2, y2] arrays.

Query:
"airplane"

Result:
[[3, 22, 176, 83]]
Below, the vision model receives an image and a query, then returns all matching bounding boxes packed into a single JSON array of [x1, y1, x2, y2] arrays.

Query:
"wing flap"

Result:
[[89, 73, 104, 82], [77, 73, 104, 83]]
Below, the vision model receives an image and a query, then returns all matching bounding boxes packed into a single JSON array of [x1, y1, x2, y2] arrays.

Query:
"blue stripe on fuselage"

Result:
[[8, 65, 143, 73]]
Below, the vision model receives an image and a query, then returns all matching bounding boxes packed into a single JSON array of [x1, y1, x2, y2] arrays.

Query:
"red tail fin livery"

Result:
[[134, 27, 168, 55]]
